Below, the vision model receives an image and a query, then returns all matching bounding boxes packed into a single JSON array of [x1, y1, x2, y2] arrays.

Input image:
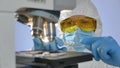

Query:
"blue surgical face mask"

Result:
[[63, 28, 94, 51]]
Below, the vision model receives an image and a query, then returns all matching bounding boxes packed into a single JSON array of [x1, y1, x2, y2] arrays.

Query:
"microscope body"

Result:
[[30, 9, 60, 43], [0, 0, 76, 68]]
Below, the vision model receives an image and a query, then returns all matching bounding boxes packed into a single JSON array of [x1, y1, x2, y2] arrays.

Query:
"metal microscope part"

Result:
[[32, 16, 56, 43], [41, 21, 56, 43], [31, 9, 60, 43], [32, 16, 44, 38]]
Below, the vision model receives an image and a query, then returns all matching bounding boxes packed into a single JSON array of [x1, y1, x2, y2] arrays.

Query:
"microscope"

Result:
[[0, 0, 93, 68], [16, 8, 60, 43]]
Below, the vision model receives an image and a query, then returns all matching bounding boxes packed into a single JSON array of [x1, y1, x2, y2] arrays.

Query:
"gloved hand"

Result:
[[33, 38, 44, 50], [33, 37, 67, 52], [80, 36, 120, 67]]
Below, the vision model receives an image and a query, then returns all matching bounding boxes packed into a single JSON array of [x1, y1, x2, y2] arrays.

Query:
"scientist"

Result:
[[57, 0, 120, 67], [59, 14, 120, 67], [81, 36, 120, 67]]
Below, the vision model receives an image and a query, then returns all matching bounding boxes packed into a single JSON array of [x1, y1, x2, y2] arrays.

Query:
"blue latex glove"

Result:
[[33, 38, 44, 50], [80, 36, 120, 67], [33, 37, 67, 52]]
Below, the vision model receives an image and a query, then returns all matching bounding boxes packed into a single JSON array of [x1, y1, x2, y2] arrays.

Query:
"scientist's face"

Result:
[[60, 15, 97, 51]]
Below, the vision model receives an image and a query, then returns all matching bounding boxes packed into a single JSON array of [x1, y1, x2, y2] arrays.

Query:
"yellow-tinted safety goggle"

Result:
[[60, 15, 97, 33]]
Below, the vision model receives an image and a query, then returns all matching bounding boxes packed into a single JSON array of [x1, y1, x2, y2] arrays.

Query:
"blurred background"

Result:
[[92, 0, 120, 44]]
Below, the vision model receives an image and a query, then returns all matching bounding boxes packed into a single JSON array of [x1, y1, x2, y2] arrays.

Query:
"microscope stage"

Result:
[[16, 51, 93, 68]]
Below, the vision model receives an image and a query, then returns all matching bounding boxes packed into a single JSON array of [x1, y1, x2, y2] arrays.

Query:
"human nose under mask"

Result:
[[63, 28, 94, 45], [63, 28, 94, 51]]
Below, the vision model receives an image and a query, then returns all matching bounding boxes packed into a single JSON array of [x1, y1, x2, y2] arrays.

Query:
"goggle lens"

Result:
[[60, 15, 97, 33]]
